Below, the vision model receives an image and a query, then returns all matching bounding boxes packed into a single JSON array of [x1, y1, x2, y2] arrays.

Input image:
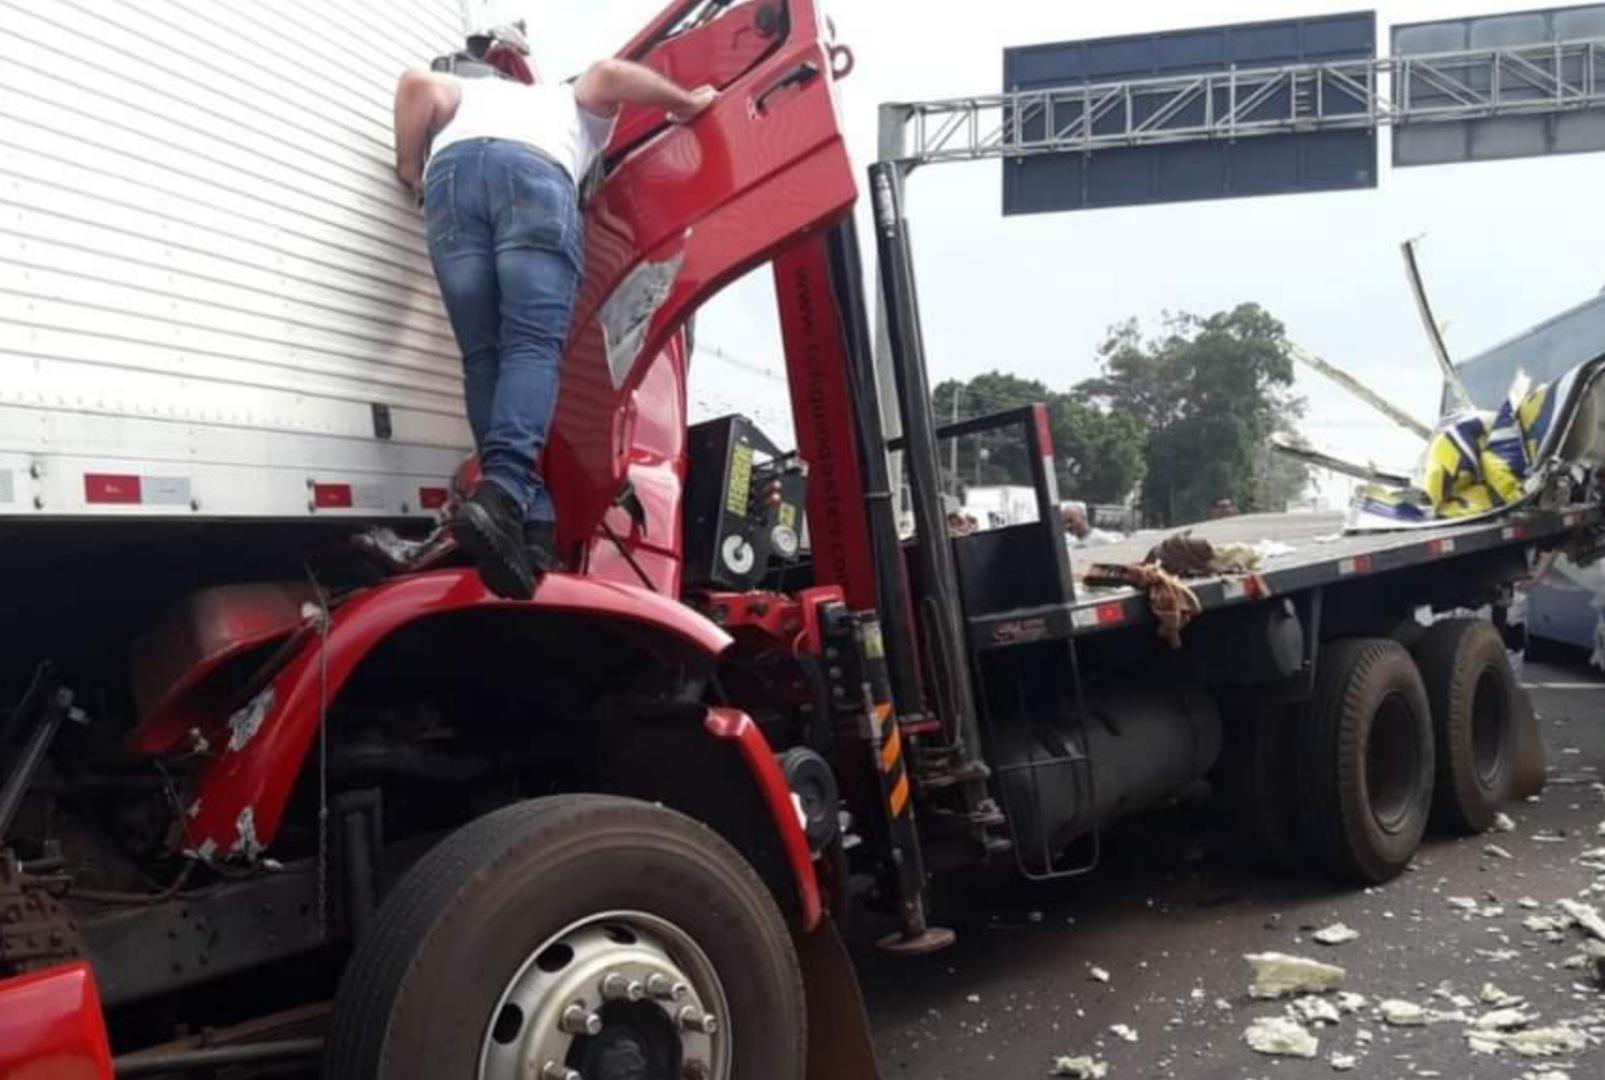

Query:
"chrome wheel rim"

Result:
[[477, 910, 731, 1080]]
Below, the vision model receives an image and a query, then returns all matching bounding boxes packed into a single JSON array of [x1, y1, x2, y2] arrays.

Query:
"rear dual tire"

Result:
[[1415, 618, 1519, 833], [1297, 638, 1435, 884]]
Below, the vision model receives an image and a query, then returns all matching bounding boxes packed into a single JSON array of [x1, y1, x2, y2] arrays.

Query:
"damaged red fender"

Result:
[[0, 962, 114, 1080], [181, 569, 732, 861], [705, 707, 823, 931]]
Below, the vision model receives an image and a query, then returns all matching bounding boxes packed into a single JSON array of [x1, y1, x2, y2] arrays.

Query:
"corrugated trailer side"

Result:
[[0, 0, 471, 518]]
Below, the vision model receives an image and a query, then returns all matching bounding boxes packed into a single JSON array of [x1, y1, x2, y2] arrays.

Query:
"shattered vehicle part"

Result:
[[1468, 1025, 1589, 1057]]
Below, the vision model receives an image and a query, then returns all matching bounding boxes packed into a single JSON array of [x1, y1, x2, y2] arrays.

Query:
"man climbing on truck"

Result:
[[392, 22, 715, 599]]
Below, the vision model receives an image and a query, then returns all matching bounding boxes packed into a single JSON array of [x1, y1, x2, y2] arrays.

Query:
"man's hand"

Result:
[[669, 85, 718, 124], [577, 59, 718, 123], [395, 161, 423, 202]]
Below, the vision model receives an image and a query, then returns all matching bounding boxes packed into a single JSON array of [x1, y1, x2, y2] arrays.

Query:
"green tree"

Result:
[[931, 373, 1145, 505], [1078, 304, 1309, 525]]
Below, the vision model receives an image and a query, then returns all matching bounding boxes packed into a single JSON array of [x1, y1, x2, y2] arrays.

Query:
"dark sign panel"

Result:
[[1393, 4, 1605, 168], [1002, 12, 1377, 215]]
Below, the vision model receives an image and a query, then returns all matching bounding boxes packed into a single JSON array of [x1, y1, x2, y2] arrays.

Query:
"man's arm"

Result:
[[574, 59, 715, 122], [393, 69, 462, 196]]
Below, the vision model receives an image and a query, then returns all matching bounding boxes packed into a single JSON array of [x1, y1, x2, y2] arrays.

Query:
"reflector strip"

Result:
[[84, 474, 142, 504], [889, 772, 910, 817], [880, 725, 902, 773], [1339, 555, 1372, 575], [1426, 538, 1456, 557], [419, 487, 450, 510], [1502, 525, 1526, 541], [1096, 602, 1124, 625], [312, 484, 353, 509]]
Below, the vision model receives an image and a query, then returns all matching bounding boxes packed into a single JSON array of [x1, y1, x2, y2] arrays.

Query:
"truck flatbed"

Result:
[[1056, 505, 1603, 638]]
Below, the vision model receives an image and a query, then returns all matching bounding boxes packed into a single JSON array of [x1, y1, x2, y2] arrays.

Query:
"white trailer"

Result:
[[0, 0, 470, 520]]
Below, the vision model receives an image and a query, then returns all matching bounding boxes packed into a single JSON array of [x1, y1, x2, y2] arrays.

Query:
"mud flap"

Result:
[[795, 916, 881, 1080]]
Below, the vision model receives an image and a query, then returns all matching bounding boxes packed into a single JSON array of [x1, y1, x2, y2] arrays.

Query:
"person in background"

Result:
[[392, 23, 715, 600], [1063, 501, 1121, 548]]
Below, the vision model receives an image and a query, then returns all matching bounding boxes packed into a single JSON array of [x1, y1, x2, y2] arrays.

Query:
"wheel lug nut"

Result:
[[540, 1064, 581, 1080], [600, 972, 645, 1002], [647, 973, 689, 1001], [560, 1003, 603, 1036], [677, 1006, 719, 1035]]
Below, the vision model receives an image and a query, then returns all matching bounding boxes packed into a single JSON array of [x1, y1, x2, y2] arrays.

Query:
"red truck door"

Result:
[[547, 0, 857, 555]]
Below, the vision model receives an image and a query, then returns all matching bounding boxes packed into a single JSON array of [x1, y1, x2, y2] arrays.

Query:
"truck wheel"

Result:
[[1220, 703, 1304, 870], [1297, 638, 1434, 883], [325, 794, 805, 1080], [1415, 618, 1517, 833]]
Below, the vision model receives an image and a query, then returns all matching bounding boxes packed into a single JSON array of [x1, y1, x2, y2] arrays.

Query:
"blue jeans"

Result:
[[425, 139, 582, 524]]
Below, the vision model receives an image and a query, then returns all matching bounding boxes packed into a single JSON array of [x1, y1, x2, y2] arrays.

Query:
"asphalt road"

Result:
[[860, 659, 1605, 1079]]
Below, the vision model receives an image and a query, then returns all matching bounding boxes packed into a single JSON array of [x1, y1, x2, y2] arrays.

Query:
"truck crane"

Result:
[[3, 1, 1603, 1077]]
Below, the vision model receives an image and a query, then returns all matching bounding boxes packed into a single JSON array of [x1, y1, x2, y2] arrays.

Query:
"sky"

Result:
[[516, 0, 1605, 505]]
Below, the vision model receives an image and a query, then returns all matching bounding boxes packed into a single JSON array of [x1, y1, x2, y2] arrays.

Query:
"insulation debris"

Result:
[[1089, 967, 1111, 983], [1051, 1056, 1108, 1078], [1246, 953, 1346, 999], [1480, 984, 1524, 1007], [1524, 914, 1573, 934], [1378, 999, 1429, 1027], [1493, 812, 1518, 832], [1244, 1016, 1319, 1058], [1289, 996, 1342, 1026], [1447, 896, 1480, 912], [1329, 1052, 1357, 1071], [1335, 992, 1367, 1014], [1109, 1024, 1138, 1044], [1312, 923, 1360, 945], [1472, 1007, 1536, 1031], [1557, 899, 1605, 942], [1467, 1025, 1589, 1057], [1484, 843, 1514, 859]]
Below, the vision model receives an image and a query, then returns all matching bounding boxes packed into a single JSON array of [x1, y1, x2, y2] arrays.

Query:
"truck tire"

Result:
[[325, 794, 805, 1080], [1415, 618, 1517, 833], [1220, 703, 1304, 870], [1297, 638, 1434, 883]]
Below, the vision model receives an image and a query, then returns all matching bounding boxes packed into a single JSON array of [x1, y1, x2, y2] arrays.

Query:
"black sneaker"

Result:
[[452, 484, 534, 600], [523, 520, 560, 573]]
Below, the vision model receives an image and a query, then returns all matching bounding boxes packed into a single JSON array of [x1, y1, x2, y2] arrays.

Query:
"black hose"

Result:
[[114, 1038, 323, 1075]]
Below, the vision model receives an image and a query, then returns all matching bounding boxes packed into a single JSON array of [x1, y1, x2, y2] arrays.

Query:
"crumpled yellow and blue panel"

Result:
[[1359, 369, 1569, 524]]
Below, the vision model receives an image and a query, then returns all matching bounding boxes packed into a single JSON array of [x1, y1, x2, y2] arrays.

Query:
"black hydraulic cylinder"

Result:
[[822, 218, 930, 722], [866, 162, 984, 762]]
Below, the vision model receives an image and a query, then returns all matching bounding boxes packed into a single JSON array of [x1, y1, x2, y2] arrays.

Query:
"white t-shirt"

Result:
[[430, 77, 616, 182]]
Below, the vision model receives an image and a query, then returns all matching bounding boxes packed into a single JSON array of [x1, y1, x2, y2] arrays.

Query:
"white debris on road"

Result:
[[1378, 999, 1429, 1026], [1472, 1006, 1536, 1031], [1557, 898, 1605, 941], [1493, 812, 1517, 832], [1335, 991, 1367, 1014], [1051, 1055, 1107, 1078], [1288, 995, 1342, 1026], [1245, 953, 1346, 999], [1484, 843, 1514, 859], [1109, 1024, 1138, 1044], [1447, 896, 1480, 912], [1088, 967, 1110, 984], [1524, 914, 1573, 935], [1244, 1016, 1319, 1058], [1312, 923, 1360, 945], [1329, 1052, 1357, 1071], [1466, 1025, 1589, 1057], [1479, 983, 1523, 1007]]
